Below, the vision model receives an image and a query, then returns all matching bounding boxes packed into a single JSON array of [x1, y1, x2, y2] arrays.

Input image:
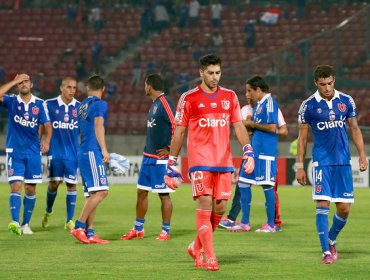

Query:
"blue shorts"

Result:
[[137, 156, 174, 193], [48, 157, 78, 184], [238, 155, 276, 186], [312, 163, 354, 203], [6, 150, 42, 184], [78, 151, 109, 197]]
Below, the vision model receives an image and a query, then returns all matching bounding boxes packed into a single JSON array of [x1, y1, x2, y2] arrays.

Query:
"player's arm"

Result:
[[244, 120, 277, 134], [277, 124, 288, 136], [0, 74, 30, 102], [233, 121, 255, 174], [164, 125, 186, 189], [95, 116, 110, 163], [296, 123, 309, 185], [348, 117, 368, 172], [41, 122, 52, 153]]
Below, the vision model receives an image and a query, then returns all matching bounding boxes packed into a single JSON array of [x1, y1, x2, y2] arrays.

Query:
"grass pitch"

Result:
[[0, 184, 369, 279]]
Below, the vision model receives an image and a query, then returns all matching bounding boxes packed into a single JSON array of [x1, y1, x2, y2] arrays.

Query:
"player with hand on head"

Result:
[[164, 54, 254, 271], [42, 77, 80, 230], [121, 73, 176, 241], [71, 75, 110, 244], [0, 73, 52, 235], [296, 65, 367, 264]]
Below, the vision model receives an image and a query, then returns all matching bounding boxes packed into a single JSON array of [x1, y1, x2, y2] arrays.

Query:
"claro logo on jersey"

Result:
[[52, 120, 78, 130], [199, 114, 230, 127], [14, 115, 38, 128], [317, 115, 346, 131]]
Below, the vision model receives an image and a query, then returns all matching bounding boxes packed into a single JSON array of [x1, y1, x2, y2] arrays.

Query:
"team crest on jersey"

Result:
[[315, 185, 322, 193], [211, 103, 217, 108], [329, 110, 335, 121], [32, 107, 39, 115], [221, 100, 230, 110], [72, 109, 77, 117], [100, 178, 107, 185], [338, 103, 346, 112], [24, 112, 30, 120], [153, 105, 158, 114], [317, 108, 322, 114], [8, 169, 14, 176]]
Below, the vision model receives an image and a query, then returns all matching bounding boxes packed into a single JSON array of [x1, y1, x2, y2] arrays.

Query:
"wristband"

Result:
[[168, 155, 178, 165], [295, 162, 304, 169]]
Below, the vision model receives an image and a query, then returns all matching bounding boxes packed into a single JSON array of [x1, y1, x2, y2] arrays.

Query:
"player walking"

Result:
[[297, 65, 367, 264], [164, 55, 255, 271]]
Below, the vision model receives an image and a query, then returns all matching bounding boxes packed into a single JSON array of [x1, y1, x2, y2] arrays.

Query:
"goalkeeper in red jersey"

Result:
[[164, 54, 255, 271]]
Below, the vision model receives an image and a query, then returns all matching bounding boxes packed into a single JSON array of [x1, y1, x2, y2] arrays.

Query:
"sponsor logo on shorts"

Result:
[[155, 183, 165, 189], [255, 176, 265, 180], [68, 175, 76, 179], [315, 185, 322, 193], [33, 174, 42, 179], [221, 191, 231, 197], [343, 192, 353, 197]]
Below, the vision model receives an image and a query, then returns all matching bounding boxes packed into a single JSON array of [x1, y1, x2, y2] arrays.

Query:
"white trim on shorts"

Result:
[[238, 177, 256, 185], [8, 176, 24, 182], [25, 179, 42, 184], [156, 159, 168, 165], [137, 184, 174, 193], [65, 177, 78, 184]]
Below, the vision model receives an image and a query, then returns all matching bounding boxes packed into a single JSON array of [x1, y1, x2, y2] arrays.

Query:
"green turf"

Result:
[[0, 184, 369, 279]]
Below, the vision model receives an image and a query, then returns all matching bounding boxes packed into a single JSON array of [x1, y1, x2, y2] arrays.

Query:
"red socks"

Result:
[[195, 209, 214, 258]]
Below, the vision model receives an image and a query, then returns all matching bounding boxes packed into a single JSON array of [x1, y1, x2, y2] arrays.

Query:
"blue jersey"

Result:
[[2, 94, 50, 155], [251, 94, 279, 157], [298, 90, 355, 166], [144, 94, 175, 159], [46, 96, 80, 160], [78, 96, 108, 152]]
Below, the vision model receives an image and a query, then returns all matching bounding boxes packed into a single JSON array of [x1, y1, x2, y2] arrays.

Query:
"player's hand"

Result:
[[164, 156, 183, 190], [14, 73, 30, 84], [359, 156, 368, 172], [296, 168, 307, 185], [242, 144, 255, 174], [156, 148, 169, 158], [102, 150, 111, 163], [41, 141, 50, 153]]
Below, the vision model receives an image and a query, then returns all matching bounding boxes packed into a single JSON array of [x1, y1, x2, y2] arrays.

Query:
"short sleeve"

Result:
[[39, 101, 50, 125], [346, 96, 356, 118], [174, 95, 190, 126], [230, 92, 242, 123], [94, 100, 108, 118]]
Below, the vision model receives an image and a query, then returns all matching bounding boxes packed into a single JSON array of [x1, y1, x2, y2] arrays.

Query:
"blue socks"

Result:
[[263, 186, 276, 227], [162, 222, 170, 234], [46, 188, 57, 213], [66, 190, 77, 222], [86, 228, 95, 238], [75, 220, 86, 230], [134, 218, 145, 231], [9, 192, 21, 223], [239, 182, 252, 225], [329, 212, 347, 242], [22, 194, 36, 225], [316, 206, 330, 252]]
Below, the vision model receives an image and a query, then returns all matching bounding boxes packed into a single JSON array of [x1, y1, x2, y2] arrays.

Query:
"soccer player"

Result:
[[296, 65, 367, 264], [221, 91, 288, 231], [164, 54, 255, 271], [121, 73, 176, 241], [71, 75, 110, 244], [236, 76, 281, 233], [0, 73, 52, 235], [42, 77, 80, 230]]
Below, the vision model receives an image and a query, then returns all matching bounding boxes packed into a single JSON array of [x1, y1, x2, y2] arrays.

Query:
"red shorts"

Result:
[[190, 171, 232, 200]]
